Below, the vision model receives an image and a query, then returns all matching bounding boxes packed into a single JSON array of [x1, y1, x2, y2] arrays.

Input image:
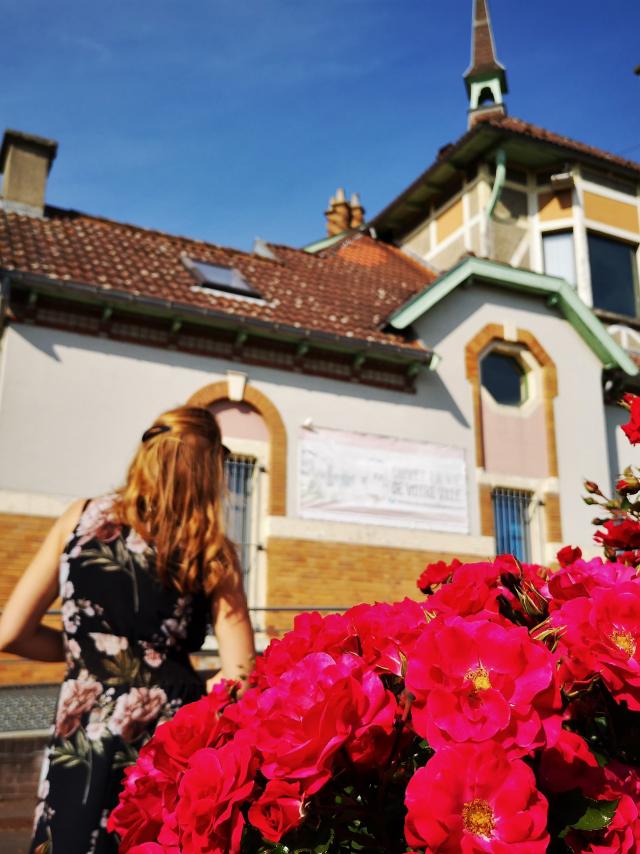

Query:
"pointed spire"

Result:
[[465, 0, 505, 83], [464, 0, 508, 127]]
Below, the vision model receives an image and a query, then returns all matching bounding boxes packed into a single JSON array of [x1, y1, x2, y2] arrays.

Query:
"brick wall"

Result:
[[265, 537, 487, 635], [0, 731, 47, 851], [0, 732, 46, 800], [0, 513, 65, 686]]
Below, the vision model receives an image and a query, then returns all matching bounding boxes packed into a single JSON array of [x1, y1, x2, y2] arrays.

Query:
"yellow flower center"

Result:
[[465, 664, 491, 692], [462, 798, 495, 838], [610, 628, 636, 658]]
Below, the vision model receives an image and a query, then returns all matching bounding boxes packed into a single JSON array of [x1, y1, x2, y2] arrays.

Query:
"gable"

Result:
[[389, 256, 638, 376]]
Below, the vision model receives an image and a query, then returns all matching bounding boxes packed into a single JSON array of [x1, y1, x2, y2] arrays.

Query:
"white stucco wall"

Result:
[[412, 283, 611, 550], [0, 325, 476, 538], [0, 301, 617, 556]]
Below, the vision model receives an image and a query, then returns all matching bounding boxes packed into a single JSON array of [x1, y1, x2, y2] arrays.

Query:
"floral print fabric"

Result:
[[31, 495, 209, 854]]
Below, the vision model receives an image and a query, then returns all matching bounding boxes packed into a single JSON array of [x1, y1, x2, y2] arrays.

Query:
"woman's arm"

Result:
[[209, 549, 256, 692], [0, 499, 85, 661]]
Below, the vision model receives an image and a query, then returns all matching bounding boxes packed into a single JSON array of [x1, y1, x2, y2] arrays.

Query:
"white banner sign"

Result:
[[298, 428, 469, 533]]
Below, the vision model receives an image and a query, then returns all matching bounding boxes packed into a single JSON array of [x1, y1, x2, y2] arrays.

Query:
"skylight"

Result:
[[182, 256, 262, 300]]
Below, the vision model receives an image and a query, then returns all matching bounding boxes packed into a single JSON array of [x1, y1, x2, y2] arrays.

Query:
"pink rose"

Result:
[[55, 671, 103, 738], [89, 632, 129, 655], [109, 687, 168, 743]]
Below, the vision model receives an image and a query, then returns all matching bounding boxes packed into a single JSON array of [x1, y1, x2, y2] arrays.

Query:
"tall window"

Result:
[[542, 231, 576, 285], [588, 233, 639, 317], [492, 488, 532, 562], [224, 454, 258, 591]]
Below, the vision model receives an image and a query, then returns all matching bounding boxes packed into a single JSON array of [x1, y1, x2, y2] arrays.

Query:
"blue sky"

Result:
[[1, 0, 639, 250]]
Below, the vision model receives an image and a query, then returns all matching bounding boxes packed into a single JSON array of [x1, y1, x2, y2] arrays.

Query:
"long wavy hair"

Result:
[[113, 406, 234, 595]]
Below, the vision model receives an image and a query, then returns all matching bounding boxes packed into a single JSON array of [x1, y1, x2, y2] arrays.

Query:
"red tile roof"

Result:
[[0, 207, 436, 353], [481, 115, 640, 175]]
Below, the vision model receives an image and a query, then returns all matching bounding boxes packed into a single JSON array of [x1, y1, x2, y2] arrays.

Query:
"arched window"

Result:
[[478, 86, 496, 106]]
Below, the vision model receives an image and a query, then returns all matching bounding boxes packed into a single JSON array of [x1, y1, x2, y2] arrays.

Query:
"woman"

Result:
[[0, 406, 256, 853]]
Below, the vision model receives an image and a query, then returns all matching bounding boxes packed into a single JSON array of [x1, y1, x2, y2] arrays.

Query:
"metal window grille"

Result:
[[492, 488, 532, 562], [224, 454, 258, 592]]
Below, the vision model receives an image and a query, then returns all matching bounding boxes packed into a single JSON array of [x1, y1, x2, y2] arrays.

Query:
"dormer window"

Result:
[[182, 256, 263, 301]]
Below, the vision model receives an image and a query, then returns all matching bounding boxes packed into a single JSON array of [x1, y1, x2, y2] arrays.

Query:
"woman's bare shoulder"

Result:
[[54, 498, 88, 546]]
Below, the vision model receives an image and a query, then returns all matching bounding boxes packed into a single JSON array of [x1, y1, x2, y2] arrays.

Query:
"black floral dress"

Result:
[[31, 496, 210, 854]]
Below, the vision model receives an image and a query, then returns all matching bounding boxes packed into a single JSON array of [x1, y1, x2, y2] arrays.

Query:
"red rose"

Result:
[[557, 545, 583, 567], [344, 669, 398, 768], [404, 742, 549, 851], [129, 844, 180, 854], [347, 599, 429, 676], [255, 653, 366, 792], [253, 612, 357, 689], [175, 742, 256, 854], [406, 616, 559, 758], [416, 559, 461, 593], [546, 557, 636, 609], [538, 729, 605, 798], [616, 472, 640, 495], [553, 582, 640, 709], [594, 517, 640, 552], [151, 687, 235, 780], [248, 780, 305, 842], [622, 394, 640, 445], [426, 562, 504, 618], [107, 752, 167, 850]]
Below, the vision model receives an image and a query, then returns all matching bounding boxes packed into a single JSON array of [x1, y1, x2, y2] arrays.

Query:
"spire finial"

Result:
[[464, 0, 508, 127]]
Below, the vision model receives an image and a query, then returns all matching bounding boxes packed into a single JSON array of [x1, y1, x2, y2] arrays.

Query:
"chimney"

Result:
[[349, 192, 365, 228], [324, 188, 366, 236], [325, 187, 351, 236], [0, 129, 58, 215]]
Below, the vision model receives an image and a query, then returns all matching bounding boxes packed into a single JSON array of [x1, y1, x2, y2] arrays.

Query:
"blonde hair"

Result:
[[113, 406, 234, 596]]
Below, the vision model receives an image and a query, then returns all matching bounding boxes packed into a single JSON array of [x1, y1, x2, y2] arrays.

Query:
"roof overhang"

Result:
[[2, 268, 434, 369], [388, 256, 639, 377], [371, 122, 640, 243]]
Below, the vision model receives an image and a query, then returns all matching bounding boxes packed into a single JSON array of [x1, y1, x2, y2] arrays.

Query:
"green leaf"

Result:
[[75, 728, 90, 758], [570, 799, 619, 832], [51, 753, 84, 768]]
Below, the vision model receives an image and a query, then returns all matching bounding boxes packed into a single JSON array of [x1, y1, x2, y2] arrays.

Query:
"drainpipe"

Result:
[[483, 148, 507, 258]]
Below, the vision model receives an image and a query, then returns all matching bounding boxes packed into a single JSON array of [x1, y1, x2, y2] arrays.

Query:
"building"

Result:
[[2, 0, 640, 698], [3, 2, 640, 832]]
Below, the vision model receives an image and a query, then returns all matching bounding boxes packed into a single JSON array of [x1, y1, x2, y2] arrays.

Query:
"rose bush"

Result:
[[108, 395, 640, 852]]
